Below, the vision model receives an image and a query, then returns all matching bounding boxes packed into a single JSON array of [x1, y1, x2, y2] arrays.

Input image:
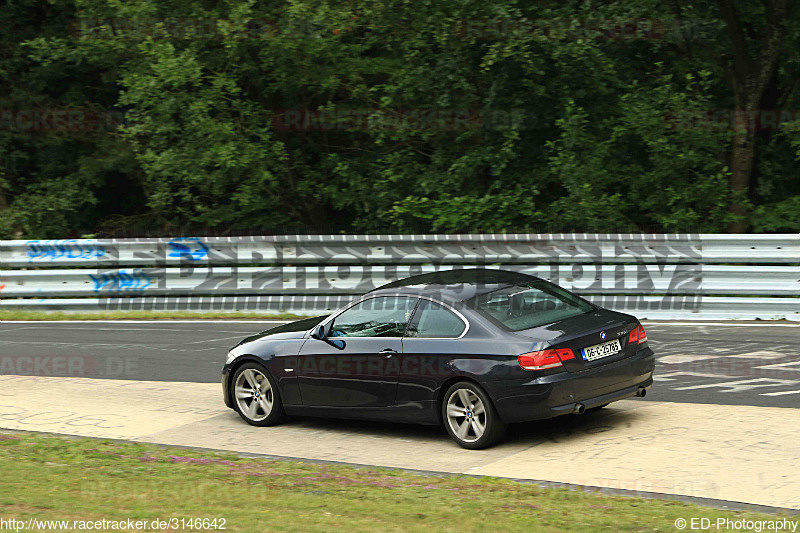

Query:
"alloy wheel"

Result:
[[445, 388, 487, 443], [234, 368, 273, 422]]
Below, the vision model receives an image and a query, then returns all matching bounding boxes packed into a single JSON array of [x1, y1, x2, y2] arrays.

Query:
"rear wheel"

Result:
[[442, 381, 506, 449], [231, 363, 284, 426]]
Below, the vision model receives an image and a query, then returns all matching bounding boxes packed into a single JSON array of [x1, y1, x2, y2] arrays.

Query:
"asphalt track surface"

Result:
[[1, 320, 798, 408]]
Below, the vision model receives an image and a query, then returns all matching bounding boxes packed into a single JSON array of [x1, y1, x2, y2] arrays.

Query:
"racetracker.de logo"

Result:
[[270, 109, 529, 131], [0, 109, 124, 132]]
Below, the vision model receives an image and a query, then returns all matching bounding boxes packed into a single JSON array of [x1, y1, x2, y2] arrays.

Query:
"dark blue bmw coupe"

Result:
[[222, 269, 655, 449]]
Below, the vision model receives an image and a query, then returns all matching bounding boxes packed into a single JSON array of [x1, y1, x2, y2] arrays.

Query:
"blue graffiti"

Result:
[[89, 269, 151, 292], [27, 239, 106, 261], [168, 237, 209, 261]]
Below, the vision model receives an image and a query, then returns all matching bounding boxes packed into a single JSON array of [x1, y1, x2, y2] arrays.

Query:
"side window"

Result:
[[406, 300, 466, 338], [330, 296, 417, 338]]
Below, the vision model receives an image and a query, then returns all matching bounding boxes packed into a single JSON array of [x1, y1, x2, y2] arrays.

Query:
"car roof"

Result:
[[368, 268, 545, 303]]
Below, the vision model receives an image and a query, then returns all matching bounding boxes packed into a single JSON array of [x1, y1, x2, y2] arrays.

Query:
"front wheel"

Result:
[[231, 363, 284, 426], [442, 381, 506, 449]]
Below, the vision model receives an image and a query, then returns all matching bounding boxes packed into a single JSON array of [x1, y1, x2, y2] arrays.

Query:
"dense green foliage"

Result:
[[1, 0, 799, 237]]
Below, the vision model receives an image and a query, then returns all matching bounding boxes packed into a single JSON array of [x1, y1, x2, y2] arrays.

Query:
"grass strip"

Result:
[[0, 432, 789, 532]]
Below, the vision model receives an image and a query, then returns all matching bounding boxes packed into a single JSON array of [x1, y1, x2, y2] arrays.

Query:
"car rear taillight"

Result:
[[628, 324, 647, 344], [518, 348, 575, 371]]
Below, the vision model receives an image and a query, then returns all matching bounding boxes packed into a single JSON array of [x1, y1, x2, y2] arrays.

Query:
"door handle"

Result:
[[378, 348, 397, 358]]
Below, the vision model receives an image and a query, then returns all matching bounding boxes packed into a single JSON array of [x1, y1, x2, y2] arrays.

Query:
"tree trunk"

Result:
[[715, 0, 788, 233], [727, 127, 756, 232], [0, 176, 8, 212]]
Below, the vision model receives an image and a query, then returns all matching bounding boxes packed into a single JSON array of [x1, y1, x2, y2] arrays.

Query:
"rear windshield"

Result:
[[466, 282, 595, 331]]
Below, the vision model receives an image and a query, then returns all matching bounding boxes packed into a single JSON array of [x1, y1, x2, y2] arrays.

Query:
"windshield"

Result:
[[466, 282, 595, 331]]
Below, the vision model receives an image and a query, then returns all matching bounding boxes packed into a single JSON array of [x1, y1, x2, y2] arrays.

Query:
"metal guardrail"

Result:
[[1, 234, 798, 320], [1, 265, 798, 297], [0, 295, 796, 321], [2, 234, 799, 267]]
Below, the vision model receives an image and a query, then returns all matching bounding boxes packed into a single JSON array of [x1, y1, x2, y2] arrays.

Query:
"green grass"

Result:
[[0, 432, 789, 532], [0, 310, 305, 321]]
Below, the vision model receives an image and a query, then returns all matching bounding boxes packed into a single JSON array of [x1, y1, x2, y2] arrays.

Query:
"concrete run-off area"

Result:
[[0, 375, 797, 511]]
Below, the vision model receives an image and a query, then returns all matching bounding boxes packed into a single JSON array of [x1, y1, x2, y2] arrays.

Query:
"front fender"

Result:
[[223, 338, 307, 408]]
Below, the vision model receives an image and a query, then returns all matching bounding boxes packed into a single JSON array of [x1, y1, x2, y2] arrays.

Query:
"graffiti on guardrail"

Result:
[[89, 269, 153, 292], [167, 237, 209, 261], [26, 239, 106, 261]]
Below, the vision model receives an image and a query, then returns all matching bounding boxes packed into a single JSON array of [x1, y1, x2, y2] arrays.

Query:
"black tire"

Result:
[[231, 362, 284, 427], [441, 381, 506, 449]]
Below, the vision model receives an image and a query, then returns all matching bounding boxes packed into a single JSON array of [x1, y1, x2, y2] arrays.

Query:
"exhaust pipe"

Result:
[[637, 387, 647, 397], [573, 403, 586, 414]]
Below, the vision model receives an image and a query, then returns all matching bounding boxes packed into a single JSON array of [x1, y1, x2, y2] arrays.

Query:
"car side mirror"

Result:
[[311, 324, 327, 340]]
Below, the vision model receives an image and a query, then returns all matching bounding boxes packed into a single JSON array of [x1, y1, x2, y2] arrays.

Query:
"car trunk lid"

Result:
[[514, 309, 640, 372]]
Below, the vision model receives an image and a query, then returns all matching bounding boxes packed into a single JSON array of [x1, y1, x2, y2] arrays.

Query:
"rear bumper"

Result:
[[485, 347, 655, 424]]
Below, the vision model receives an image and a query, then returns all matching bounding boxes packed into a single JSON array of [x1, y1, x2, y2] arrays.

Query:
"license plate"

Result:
[[581, 339, 622, 361]]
